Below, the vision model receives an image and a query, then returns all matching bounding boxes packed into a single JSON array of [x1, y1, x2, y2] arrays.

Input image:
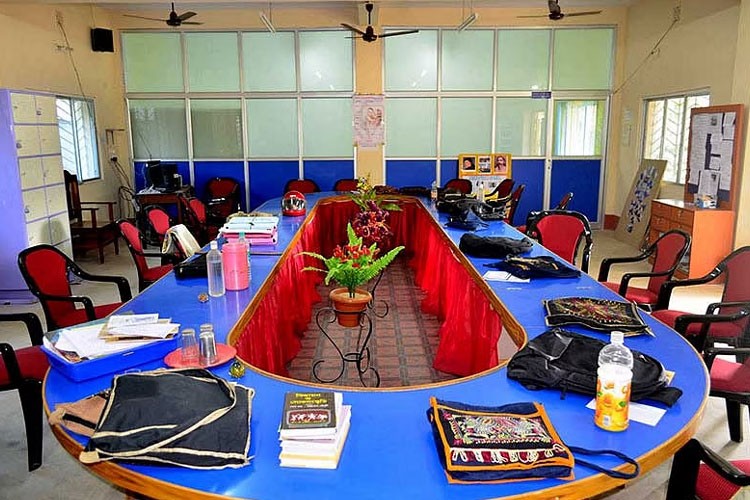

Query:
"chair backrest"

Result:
[[117, 220, 148, 277], [556, 192, 574, 210], [504, 184, 525, 226], [17, 245, 76, 329], [64, 170, 82, 223], [146, 206, 171, 241], [490, 178, 515, 199], [284, 179, 320, 194], [444, 178, 473, 195], [333, 178, 359, 191], [718, 246, 750, 331], [646, 229, 691, 295], [526, 210, 593, 272], [204, 177, 240, 218]]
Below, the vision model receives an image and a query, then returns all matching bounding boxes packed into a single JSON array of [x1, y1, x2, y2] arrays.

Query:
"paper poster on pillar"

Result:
[[353, 95, 384, 149]]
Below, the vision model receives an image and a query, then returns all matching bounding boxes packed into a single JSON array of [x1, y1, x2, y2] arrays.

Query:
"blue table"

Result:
[[44, 193, 708, 500]]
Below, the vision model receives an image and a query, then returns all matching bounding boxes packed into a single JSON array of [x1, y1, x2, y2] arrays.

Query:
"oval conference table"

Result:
[[44, 193, 708, 500]]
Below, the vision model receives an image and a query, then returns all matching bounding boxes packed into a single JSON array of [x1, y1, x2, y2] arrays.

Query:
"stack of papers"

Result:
[[220, 216, 279, 246]]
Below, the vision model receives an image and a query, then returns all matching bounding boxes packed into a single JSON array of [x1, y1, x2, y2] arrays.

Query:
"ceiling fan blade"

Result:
[[123, 14, 166, 21], [517, 14, 552, 18], [341, 23, 367, 36], [377, 29, 420, 38], [564, 10, 603, 17], [181, 21, 203, 25], [178, 11, 197, 21]]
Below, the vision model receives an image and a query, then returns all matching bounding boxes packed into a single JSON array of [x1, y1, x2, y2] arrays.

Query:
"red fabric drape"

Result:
[[234, 197, 503, 378]]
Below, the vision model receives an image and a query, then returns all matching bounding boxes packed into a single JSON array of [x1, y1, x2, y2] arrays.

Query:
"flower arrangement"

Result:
[[350, 177, 401, 246], [302, 223, 404, 298]]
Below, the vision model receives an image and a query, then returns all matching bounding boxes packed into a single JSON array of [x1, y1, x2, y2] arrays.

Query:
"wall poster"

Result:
[[353, 95, 384, 149], [458, 153, 512, 196], [614, 159, 667, 247]]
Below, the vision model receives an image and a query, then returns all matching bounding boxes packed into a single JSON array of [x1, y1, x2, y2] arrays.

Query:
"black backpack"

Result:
[[507, 328, 682, 406]]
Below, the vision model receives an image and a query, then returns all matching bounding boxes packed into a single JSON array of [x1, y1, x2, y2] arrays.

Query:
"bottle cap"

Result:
[[239, 231, 246, 240], [610, 331, 625, 344], [210, 241, 218, 250]]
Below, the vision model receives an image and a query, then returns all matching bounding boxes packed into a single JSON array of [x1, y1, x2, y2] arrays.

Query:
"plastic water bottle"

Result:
[[430, 181, 438, 202], [477, 181, 485, 203], [595, 331, 634, 432], [238, 231, 252, 284], [207, 241, 225, 297]]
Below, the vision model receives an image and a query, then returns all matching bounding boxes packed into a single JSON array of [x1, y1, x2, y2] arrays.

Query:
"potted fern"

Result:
[[302, 223, 404, 327]]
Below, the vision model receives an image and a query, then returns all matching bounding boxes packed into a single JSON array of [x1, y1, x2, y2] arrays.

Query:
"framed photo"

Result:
[[493, 153, 511, 176], [459, 154, 477, 172], [478, 155, 492, 174]]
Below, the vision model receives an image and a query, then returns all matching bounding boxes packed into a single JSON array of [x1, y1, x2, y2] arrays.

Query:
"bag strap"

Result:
[[568, 446, 640, 480]]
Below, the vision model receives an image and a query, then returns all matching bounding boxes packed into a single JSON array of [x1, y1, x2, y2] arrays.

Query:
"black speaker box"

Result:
[[90, 28, 114, 53]]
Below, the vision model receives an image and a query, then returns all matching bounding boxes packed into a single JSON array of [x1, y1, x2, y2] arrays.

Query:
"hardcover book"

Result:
[[279, 392, 342, 439]]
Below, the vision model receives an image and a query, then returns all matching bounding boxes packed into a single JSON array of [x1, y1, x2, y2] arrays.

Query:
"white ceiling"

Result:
[[0, 0, 634, 7]]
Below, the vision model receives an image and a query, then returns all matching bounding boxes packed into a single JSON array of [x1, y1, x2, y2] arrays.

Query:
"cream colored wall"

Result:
[[730, 0, 750, 248], [0, 4, 129, 209], [612, 0, 739, 219]]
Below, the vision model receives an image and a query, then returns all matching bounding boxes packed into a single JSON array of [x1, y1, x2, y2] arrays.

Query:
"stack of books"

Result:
[[278, 391, 351, 469], [220, 216, 279, 246]]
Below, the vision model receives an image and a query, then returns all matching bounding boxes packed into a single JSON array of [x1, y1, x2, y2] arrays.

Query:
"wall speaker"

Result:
[[90, 28, 114, 53]]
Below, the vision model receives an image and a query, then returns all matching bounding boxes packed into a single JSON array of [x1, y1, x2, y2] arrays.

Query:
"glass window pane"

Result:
[[56, 98, 77, 175], [495, 98, 547, 156], [246, 99, 298, 158], [74, 100, 100, 181], [441, 30, 494, 91], [242, 32, 296, 92], [190, 99, 243, 159], [299, 32, 352, 91], [301, 98, 352, 157], [497, 30, 550, 91], [552, 29, 614, 90], [122, 33, 184, 92], [643, 100, 665, 160], [553, 100, 605, 156], [186, 33, 239, 92], [386, 98, 437, 157], [385, 30, 437, 91], [441, 98, 493, 157], [129, 99, 188, 159]]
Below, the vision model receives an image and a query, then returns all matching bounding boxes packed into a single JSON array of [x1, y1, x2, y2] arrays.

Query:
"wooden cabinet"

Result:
[[649, 199, 735, 278], [0, 89, 71, 303]]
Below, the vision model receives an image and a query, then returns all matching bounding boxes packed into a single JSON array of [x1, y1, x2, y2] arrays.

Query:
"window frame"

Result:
[[641, 90, 710, 185], [56, 95, 101, 182]]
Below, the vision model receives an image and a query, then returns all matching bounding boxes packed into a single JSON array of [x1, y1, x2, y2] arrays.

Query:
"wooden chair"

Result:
[[117, 220, 178, 292], [652, 246, 750, 352], [333, 178, 359, 192], [443, 178, 473, 195], [667, 439, 750, 499], [0, 313, 47, 471], [598, 229, 691, 310], [18, 244, 131, 331], [284, 179, 320, 194], [525, 210, 594, 273], [64, 171, 119, 264]]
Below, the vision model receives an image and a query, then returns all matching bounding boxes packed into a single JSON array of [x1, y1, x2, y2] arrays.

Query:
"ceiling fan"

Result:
[[341, 2, 419, 43], [124, 3, 203, 27], [518, 0, 602, 21]]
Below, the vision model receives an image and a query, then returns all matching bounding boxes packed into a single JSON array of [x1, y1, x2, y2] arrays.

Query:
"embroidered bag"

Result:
[[543, 296, 650, 333], [426, 398, 640, 484]]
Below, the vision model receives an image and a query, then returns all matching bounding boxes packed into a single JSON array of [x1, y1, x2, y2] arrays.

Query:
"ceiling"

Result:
[[0, 0, 635, 7]]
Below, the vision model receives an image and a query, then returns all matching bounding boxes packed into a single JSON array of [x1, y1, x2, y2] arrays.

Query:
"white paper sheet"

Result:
[[586, 399, 667, 427], [107, 323, 179, 339], [698, 170, 720, 197], [107, 314, 159, 328], [58, 324, 162, 359], [483, 271, 530, 283]]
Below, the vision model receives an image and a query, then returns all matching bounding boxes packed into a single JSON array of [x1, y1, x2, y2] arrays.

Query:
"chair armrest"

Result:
[[654, 269, 722, 310], [704, 346, 750, 369], [132, 247, 181, 265], [0, 313, 44, 345], [707, 301, 750, 314], [667, 439, 750, 499], [0, 343, 23, 386], [619, 269, 675, 296], [37, 294, 96, 321], [80, 201, 116, 206], [68, 269, 132, 302], [597, 253, 650, 282]]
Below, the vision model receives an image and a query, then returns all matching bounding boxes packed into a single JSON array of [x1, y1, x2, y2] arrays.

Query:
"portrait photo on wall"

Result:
[[493, 153, 511, 176], [460, 154, 477, 172], [478, 155, 492, 173]]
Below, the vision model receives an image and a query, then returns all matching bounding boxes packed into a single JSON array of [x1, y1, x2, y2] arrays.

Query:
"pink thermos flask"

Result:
[[222, 240, 249, 290]]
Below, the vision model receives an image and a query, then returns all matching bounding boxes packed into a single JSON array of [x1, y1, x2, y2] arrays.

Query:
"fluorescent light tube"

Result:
[[259, 11, 276, 33], [457, 12, 478, 31]]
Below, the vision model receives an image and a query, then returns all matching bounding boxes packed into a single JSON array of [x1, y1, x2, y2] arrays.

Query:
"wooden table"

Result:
[[134, 185, 193, 225]]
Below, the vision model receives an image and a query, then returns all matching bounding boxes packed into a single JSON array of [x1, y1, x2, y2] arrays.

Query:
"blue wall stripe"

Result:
[[550, 159, 601, 223], [193, 161, 247, 211], [439, 159, 459, 188], [248, 160, 299, 210], [385, 160, 436, 188], [304, 160, 354, 191], [510, 159, 545, 227]]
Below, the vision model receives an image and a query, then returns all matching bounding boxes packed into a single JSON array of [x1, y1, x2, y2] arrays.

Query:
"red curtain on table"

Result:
[[234, 197, 503, 378]]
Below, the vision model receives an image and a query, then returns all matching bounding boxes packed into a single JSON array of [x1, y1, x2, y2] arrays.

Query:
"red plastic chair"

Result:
[[179, 196, 218, 244], [333, 178, 359, 192], [17, 245, 131, 331], [503, 184, 525, 226], [651, 246, 750, 352], [0, 313, 47, 471], [598, 229, 691, 309], [487, 178, 515, 199], [667, 439, 750, 499], [117, 220, 178, 292], [145, 206, 172, 244], [516, 192, 574, 234], [525, 210, 593, 272], [443, 178, 473, 195], [284, 179, 320, 194], [704, 345, 750, 442], [204, 177, 241, 222]]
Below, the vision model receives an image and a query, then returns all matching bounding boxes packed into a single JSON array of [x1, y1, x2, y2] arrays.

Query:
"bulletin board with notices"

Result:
[[685, 104, 744, 209]]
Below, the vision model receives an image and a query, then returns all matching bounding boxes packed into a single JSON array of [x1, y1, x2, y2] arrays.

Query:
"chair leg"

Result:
[[114, 235, 120, 255], [726, 400, 744, 443], [18, 379, 44, 471]]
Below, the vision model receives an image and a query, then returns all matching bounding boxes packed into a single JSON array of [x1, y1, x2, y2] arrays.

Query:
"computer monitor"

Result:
[[145, 161, 180, 192]]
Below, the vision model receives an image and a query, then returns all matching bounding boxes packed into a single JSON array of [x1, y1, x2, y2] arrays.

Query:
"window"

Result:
[[643, 93, 710, 183], [56, 97, 100, 181], [553, 100, 605, 156]]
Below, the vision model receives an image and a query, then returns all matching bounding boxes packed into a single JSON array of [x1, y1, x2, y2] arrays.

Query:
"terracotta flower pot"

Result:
[[329, 287, 372, 327]]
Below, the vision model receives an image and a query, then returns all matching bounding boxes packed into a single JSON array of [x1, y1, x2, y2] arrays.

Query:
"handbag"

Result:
[[174, 252, 207, 279]]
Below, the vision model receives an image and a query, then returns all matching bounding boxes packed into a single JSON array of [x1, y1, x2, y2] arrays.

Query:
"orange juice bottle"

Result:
[[595, 331, 633, 431]]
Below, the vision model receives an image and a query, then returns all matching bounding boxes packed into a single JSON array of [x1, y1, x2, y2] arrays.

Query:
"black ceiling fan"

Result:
[[518, 0, 602, 21], [124, 3, 203, 27], [341, 2, 419, 43]]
